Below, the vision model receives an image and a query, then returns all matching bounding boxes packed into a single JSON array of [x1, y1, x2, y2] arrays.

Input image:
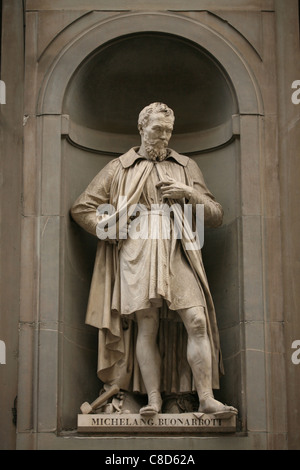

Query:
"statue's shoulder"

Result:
[[169, 149, 190, 167], [118, 148, 139, 169], [169, 149, 202, 173], [183, 155, 200, 169], [108, 156, 122, 167], [100, 156, 122, 173], [92, 157, 122, 183], [178, 154, 204, 179]]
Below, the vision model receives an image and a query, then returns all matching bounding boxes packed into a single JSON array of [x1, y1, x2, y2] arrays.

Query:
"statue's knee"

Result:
[[137, 308, 159, 336]]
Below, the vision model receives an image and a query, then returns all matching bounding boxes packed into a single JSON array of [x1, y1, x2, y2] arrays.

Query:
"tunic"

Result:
[[116, 158, 206, 317]]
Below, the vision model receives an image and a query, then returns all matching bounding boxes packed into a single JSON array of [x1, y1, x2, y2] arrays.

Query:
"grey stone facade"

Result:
[[0, 0, 299, 450]]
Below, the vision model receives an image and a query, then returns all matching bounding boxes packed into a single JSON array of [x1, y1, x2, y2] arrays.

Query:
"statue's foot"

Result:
[[140, 391, 162, 416], [199, 396, 238, 419]]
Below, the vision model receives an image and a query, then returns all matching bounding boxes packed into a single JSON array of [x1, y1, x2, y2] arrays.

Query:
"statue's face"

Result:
[[141, 113, 174, 154]]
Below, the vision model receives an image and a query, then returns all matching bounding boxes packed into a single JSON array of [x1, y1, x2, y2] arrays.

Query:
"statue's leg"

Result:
[[136, 307, 162, 415], [177, 306, 237, 416]]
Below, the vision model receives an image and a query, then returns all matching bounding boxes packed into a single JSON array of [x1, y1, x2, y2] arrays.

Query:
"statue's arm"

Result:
[[186, 159, 224, 228], [70, 158, 120, 236]]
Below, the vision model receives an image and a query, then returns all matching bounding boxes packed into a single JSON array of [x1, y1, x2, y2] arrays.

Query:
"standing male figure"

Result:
[[71, 103, 237, 417]]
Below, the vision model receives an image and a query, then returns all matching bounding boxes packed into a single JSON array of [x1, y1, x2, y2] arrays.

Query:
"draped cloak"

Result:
[[71, 147, 225, 394]]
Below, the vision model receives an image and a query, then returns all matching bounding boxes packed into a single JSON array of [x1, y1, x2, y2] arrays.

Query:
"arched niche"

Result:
[[34, 12, 264, 434], [63, 32, 238, 155], [60, 34, 241, 430]]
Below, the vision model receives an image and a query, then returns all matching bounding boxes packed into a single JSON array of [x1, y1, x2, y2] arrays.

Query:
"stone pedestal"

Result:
[[77, 413, 237, 434]]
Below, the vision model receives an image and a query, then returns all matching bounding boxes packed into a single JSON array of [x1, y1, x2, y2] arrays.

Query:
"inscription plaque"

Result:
[[77, 413, 236, 434]]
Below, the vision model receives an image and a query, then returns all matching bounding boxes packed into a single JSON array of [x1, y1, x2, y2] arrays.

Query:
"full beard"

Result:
[[144, 139, 168, 161]]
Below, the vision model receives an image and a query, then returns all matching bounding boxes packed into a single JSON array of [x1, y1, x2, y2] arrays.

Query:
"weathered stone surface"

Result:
[[1, 0, 299, 452], [0, 0, 24, 451]]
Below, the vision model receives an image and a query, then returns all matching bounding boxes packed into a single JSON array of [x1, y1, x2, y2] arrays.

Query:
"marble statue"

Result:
[[71, 103, 237, 419]]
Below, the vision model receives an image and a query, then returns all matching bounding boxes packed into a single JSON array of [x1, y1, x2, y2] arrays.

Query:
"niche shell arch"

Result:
[[63, 31, 238, 155]]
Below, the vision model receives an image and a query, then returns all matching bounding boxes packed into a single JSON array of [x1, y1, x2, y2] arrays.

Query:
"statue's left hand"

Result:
[[156, 175, 192, 200]]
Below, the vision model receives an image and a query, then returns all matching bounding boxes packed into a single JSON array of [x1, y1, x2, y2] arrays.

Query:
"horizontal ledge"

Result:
[[26, 1, 274, 12], [64, 116, 238, 156]]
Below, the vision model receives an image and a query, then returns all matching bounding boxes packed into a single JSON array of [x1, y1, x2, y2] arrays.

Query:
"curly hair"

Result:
[[138, 102, 175, 132]]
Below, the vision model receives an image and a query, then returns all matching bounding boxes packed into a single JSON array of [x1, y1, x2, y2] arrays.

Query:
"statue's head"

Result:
[[138, 103, 175, 160]]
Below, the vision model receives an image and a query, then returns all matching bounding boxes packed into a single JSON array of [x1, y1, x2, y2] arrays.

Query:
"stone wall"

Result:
[[1, 0, 299, 450]]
